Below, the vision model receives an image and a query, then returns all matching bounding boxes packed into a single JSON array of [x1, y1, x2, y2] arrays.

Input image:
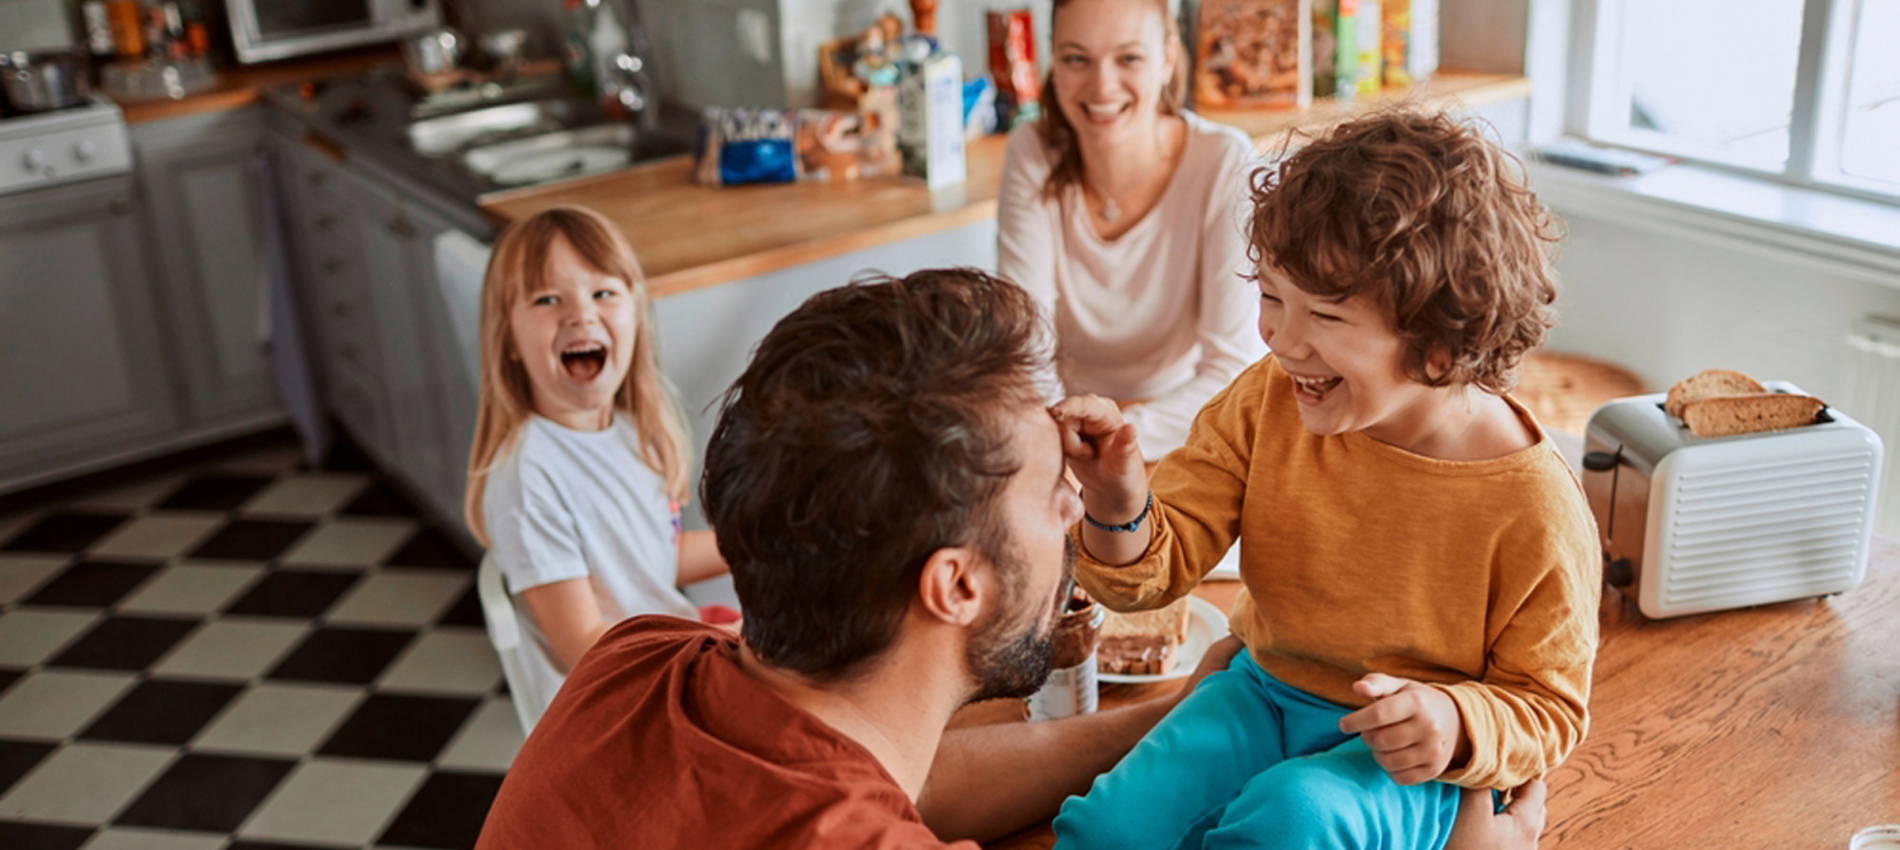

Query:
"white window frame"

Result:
[[1567, 0, 1899, 206]]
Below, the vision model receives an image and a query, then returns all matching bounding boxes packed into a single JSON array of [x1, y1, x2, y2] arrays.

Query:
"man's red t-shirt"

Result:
[[476, 616, 975, 849]]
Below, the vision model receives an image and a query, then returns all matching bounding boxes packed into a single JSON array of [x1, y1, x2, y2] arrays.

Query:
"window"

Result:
[[1575, 0, 1900, 202]]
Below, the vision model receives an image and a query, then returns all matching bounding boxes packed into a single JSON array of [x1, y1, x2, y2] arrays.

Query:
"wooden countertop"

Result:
[[976, 538, 1900, 849], [118, 47, 397, 124], [480, 72, 1532, 298]]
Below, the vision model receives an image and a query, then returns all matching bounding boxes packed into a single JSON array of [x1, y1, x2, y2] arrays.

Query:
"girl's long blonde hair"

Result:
[[464, 205, 691, 546]]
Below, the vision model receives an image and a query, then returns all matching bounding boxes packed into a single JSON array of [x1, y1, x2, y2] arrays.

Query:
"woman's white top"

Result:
[[998, 111, 1268, 460], [482, 414, 695, 718]]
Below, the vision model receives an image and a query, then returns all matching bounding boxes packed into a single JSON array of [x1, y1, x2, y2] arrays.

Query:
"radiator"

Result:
[[1842, 317, 1900, 537]]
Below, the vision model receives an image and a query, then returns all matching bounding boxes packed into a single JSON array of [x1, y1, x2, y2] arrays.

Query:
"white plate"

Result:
[[1206, 543, 1241, 580], [1097, 595, 1230, 684]]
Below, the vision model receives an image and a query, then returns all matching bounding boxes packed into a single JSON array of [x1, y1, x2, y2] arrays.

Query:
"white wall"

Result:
[[1544, 208, 1900, 404]]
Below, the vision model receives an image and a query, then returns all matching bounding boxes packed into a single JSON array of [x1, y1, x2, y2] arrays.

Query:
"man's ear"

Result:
[[916, 545, 987, 628]]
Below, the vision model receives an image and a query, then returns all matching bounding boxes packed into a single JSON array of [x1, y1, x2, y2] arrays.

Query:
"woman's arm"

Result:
[[516, 578, 611, 673], [675, 529, 729, 586], [996, 126, 1064, 403]]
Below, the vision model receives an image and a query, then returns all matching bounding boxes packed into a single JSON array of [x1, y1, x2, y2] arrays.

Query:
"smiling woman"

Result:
[[997, 0, 1267, 461]]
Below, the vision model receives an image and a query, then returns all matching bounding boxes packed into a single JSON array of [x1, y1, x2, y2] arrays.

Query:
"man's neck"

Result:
[[735, 641, 967, 801]]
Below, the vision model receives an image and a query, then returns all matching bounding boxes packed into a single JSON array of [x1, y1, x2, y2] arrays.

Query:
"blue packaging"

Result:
[[695, 108, 799, 186]]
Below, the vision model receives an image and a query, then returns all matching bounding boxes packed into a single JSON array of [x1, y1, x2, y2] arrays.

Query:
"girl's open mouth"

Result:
[[560, 343, 608, 381]]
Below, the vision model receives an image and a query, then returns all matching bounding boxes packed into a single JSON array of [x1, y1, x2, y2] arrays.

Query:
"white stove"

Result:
[[0, 97, 133, 196]]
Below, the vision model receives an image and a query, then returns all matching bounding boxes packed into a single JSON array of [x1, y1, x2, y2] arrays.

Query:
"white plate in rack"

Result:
[[1097, 596, 1231, 684]]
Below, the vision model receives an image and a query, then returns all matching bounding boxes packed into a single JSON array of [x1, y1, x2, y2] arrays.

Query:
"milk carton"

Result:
[[897, 50, 966, 189]]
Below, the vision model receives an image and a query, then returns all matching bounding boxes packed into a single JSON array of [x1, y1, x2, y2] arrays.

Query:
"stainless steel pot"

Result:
[[0, 49, 92, 113], [401, 28, 463, 78]]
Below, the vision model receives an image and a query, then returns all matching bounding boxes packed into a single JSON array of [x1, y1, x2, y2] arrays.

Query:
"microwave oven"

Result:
[[225, 0, 441, 64]]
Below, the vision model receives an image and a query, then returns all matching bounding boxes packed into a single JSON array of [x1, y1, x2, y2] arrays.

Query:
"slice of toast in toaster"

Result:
[[1679, 393, 1826, 437], [1664, 369, 1766, 418]]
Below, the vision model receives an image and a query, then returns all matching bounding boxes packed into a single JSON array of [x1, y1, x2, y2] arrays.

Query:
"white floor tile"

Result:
[[0, 554, 69, 605], [0, 670, 137, 739], [0, 608, 100, 666], [151, 618, 310, 681], [238, 758, 426, 847], [325, 571, 469, 627], [376, 629, 502, 695], [434, 696, 526, 772], [193, 682, 363, 757], [241, 474, 371, 518], [280, 518, 416, 567], [0, 741, 173, 823], [116, 562, 265, 616], [87, 513, 224, 560], [64, 474, 189, 512], [81, 827, 227, 850]]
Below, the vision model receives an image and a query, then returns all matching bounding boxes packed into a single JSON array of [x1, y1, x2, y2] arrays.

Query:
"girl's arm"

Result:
[[516, 578, 612, 673], [676, 529, 729, 585]]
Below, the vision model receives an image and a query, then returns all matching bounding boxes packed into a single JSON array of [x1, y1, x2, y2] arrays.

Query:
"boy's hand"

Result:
[[1338, 673, 1471, 785], [1050, 395, 1147, 519]]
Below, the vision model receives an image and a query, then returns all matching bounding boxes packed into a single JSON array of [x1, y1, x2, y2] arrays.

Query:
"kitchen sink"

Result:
[[461, 123, 638, 186], [405, 97, 586, 156]]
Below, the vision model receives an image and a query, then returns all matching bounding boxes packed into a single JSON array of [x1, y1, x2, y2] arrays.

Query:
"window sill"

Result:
[[1524, 156, 1900, 287]]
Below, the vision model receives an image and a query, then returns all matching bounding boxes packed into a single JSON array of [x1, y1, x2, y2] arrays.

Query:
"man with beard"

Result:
[[476, 269, 1545, 848]]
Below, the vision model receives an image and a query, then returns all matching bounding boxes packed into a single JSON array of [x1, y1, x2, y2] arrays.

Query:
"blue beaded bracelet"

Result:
[[1084, 492, 1153, 533]]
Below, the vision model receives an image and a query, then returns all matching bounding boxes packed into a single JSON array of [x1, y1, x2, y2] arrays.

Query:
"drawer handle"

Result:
[[322, 258, 344, 274], [315, 214, 337, 231], [387, 214, 417, 239], [108, 197, 131, 215], [330, 302, 353, 318], [308, 171, 328, 187]]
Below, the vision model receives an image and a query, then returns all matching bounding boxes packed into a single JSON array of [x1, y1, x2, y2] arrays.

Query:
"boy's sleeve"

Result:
[[1436, 505, 1602, 789], [485, 462, 591, 595], [1073, 360, 1264, 613]]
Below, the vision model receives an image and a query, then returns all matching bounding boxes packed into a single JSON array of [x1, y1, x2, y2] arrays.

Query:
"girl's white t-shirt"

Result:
[[483, 414, 696, 718]]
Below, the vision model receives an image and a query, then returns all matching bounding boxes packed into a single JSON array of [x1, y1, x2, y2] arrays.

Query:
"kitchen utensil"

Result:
[[402, 27, 463, 78], [479, 28, 529, 79], [0, 49, 92, 113]]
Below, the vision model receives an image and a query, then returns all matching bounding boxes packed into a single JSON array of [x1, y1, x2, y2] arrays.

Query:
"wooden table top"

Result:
[[478, 73, 1531, 299], [977, 537, 1900, 849]]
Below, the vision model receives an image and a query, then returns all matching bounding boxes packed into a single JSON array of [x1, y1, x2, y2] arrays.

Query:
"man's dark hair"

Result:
[[700, 268, 1046, 680]]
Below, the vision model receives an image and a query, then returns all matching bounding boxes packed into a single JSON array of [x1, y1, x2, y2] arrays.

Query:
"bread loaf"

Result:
[[1680, 393, 1826, 437], [1664, 369, 1764, 418]]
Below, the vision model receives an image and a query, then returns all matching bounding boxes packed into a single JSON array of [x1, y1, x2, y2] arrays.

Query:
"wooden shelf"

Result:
[[480, 72, 1531, 299]]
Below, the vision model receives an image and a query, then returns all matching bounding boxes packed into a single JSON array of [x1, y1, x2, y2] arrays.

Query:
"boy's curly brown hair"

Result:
[[1249, 109, 1563, 394]]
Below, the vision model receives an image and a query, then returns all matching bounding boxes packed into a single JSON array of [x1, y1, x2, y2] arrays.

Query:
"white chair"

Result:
[[478, 556, 543, 736]]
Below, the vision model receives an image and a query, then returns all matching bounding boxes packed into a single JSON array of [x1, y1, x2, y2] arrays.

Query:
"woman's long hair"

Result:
[[464, 205, 691, 546], [1036, 0, 1189, 200]]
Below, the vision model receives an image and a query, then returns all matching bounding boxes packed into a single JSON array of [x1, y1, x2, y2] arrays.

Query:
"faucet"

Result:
[[602, 52, 655, 129]]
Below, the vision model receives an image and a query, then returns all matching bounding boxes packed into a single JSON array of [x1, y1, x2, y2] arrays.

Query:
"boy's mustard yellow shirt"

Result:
[[1075, 355, 1602, 790]]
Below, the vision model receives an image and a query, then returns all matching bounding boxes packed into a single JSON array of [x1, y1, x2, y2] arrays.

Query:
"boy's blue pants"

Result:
[[1052, 652, 1463, 850]]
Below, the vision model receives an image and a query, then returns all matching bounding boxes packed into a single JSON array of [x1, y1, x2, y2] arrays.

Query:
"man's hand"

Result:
[[1050, 395, 1147, 519], [1443, 779, 1547, 850], [1338, 673, 1471, 785], [1171, 635, 1244, 707]]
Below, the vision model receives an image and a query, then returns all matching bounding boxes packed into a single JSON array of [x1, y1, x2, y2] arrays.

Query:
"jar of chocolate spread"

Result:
[[1027, 589, 1104, 721]]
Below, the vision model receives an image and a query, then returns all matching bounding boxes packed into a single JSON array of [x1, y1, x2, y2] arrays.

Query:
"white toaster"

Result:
[[1581, 382, 1883, 619]]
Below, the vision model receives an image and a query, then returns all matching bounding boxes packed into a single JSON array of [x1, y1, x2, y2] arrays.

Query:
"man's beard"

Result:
[[964, 537, 1078, 704]]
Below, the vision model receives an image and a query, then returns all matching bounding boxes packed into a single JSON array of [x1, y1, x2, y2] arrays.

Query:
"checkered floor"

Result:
[[0, 439, 522, 850]]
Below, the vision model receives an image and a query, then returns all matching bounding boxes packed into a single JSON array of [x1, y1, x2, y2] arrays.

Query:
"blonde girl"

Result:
[[466, 205, 731, 721]]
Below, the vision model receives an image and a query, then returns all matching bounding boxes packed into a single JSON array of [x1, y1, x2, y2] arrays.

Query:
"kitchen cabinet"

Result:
[[130, 107, 285, 432], [267, 127, 481, 531], [0, 176, 180, 488]]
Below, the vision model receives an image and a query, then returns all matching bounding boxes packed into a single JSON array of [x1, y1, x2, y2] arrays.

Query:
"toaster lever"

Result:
[[1606, 557, 1633, 588], [1583, 451, 1618, 472]]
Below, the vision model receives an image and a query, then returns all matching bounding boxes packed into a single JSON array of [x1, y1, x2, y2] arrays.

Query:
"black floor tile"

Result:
[[436, 585, 485, 628], [226, 843, 340, 850], [266, 626, 415, 685], [0, 822, 94, 850], [187, 519, 315, 561], [0, 668, 24, 698], [318, 693, 480, 763], [320, 437, 376, 472], [377, 770, 506, 849], [156, 474, 275, 512], [20, 560, 161, 609], [46, 616, 200, 672], [223, 570, 361, 619], [338, 482, 419, 518], [385, 527, 474, 570], [1, 512, 128, 554], [114, 753, 296, 833], [0, 738, 59, 798], [78, 679, 245, 746]]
